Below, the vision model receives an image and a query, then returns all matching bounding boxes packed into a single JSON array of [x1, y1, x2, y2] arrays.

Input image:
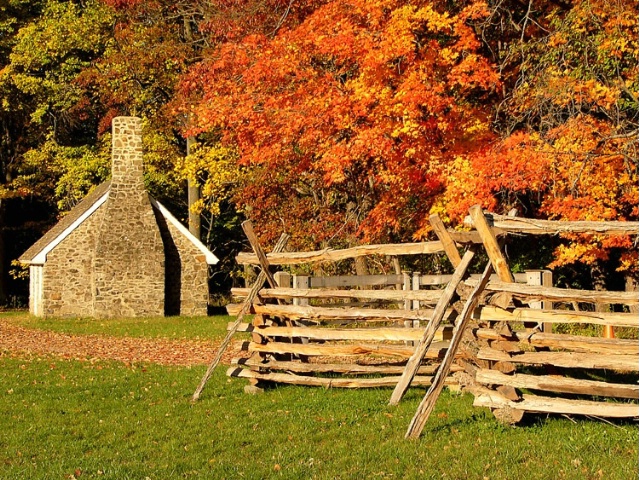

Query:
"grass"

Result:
[[2, 311, 233, 340], [0, 312, 637, 479], [1, 357, 637, 480]]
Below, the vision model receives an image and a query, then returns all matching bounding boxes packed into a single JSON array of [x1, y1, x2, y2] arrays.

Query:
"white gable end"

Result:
[[149, 197, 219, 265], [31, 192, 109, 265]]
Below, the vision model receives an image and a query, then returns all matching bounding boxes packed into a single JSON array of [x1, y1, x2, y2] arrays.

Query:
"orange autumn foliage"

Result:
[[178, 0, 499, 247], [441, 0, 638, 273]]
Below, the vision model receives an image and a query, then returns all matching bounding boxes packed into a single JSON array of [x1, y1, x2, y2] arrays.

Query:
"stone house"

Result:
[[19, 116, 218, 318]]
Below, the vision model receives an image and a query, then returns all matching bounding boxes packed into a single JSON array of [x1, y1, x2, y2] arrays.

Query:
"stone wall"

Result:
[[155, 208, 209, 316], [41, 204, 105, 317], [24, 115, 213, 318], [38, 198, 209, 317], [92, 117, 165, 318]]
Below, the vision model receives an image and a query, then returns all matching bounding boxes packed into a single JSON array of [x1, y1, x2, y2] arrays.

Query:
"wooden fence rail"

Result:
[[217, 209, 638, 436], [465, 214, 639, 236], [236, 241, 446, 265]]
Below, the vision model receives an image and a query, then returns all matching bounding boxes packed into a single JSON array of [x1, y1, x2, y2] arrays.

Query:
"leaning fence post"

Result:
[[469, 205, 515, 309], [429, 213, 462, 267], [405, 260, 494, 438], [192, 227, 289, 401], [389, 248, 477, 406]]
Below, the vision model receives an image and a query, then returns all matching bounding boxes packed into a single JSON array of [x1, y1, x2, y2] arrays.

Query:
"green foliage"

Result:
[[0, 1, 45, 56], [139, 122, 185, 212], [3, 0, 113, 127], [10, 120, 186, 213], [0, 0, 114, 212], [177, 141, 240, 217], [17, 135, 111, 210], [506, 0, 638, 131]]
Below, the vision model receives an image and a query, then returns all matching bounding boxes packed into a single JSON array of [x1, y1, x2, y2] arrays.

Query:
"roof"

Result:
[[19, 181, 219, 266], [149, 197, 218, 265], [20, 181, 112, 263]]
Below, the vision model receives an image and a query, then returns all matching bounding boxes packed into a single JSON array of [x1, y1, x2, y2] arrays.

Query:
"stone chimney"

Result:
[[111, 116, 147, 188], [92, 117, 165, 318]]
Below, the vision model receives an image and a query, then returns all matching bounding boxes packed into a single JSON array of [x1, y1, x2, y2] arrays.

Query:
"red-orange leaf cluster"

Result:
[[178, 0, 499, 246], [441, 0, 638, 272]]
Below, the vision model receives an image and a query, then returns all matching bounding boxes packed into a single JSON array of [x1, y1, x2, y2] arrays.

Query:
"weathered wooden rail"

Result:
[[200, 208, 638, 437], [467, 285, 638, 422]]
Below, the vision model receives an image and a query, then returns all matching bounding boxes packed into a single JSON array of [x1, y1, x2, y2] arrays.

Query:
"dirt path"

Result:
[[0, 319, 246, 367]]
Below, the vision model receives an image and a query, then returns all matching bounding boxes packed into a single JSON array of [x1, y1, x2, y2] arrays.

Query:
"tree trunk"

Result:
[[186, 136, 201, 238], [0, 199, 7, 305]]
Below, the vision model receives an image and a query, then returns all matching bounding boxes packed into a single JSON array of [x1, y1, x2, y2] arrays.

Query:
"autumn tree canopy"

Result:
[[178, 0, 500, 247], [441, 0, 638, 273], [1, 0, 637, 301]]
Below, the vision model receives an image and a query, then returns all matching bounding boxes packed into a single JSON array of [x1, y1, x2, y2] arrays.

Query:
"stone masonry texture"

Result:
[[92, 117, 165, 318], [41, 205, 105, 317], [154, 210, 209, 315], [39, 199, 209, 317], [28, 116, 211, 318]]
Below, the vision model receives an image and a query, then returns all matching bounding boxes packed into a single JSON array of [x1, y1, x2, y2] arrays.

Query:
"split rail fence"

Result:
[[201, 207, 638, 436]]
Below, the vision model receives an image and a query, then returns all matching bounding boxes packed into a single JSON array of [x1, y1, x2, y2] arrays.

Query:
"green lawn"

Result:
[[2, 311, 233, 340], [0, 313, 637, 479]]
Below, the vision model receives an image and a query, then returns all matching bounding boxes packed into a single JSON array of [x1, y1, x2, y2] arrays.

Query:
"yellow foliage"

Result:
[[176, 142, 240, 217], [9, 260, 29, 281]]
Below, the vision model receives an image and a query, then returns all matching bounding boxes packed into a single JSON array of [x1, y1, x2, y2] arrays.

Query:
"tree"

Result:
[[178, 0, 500, 249], [0, 0, 111, 303], [1, 0, 304, 300], [1, 0, 190, 302], [441, 0, 638, 279]]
